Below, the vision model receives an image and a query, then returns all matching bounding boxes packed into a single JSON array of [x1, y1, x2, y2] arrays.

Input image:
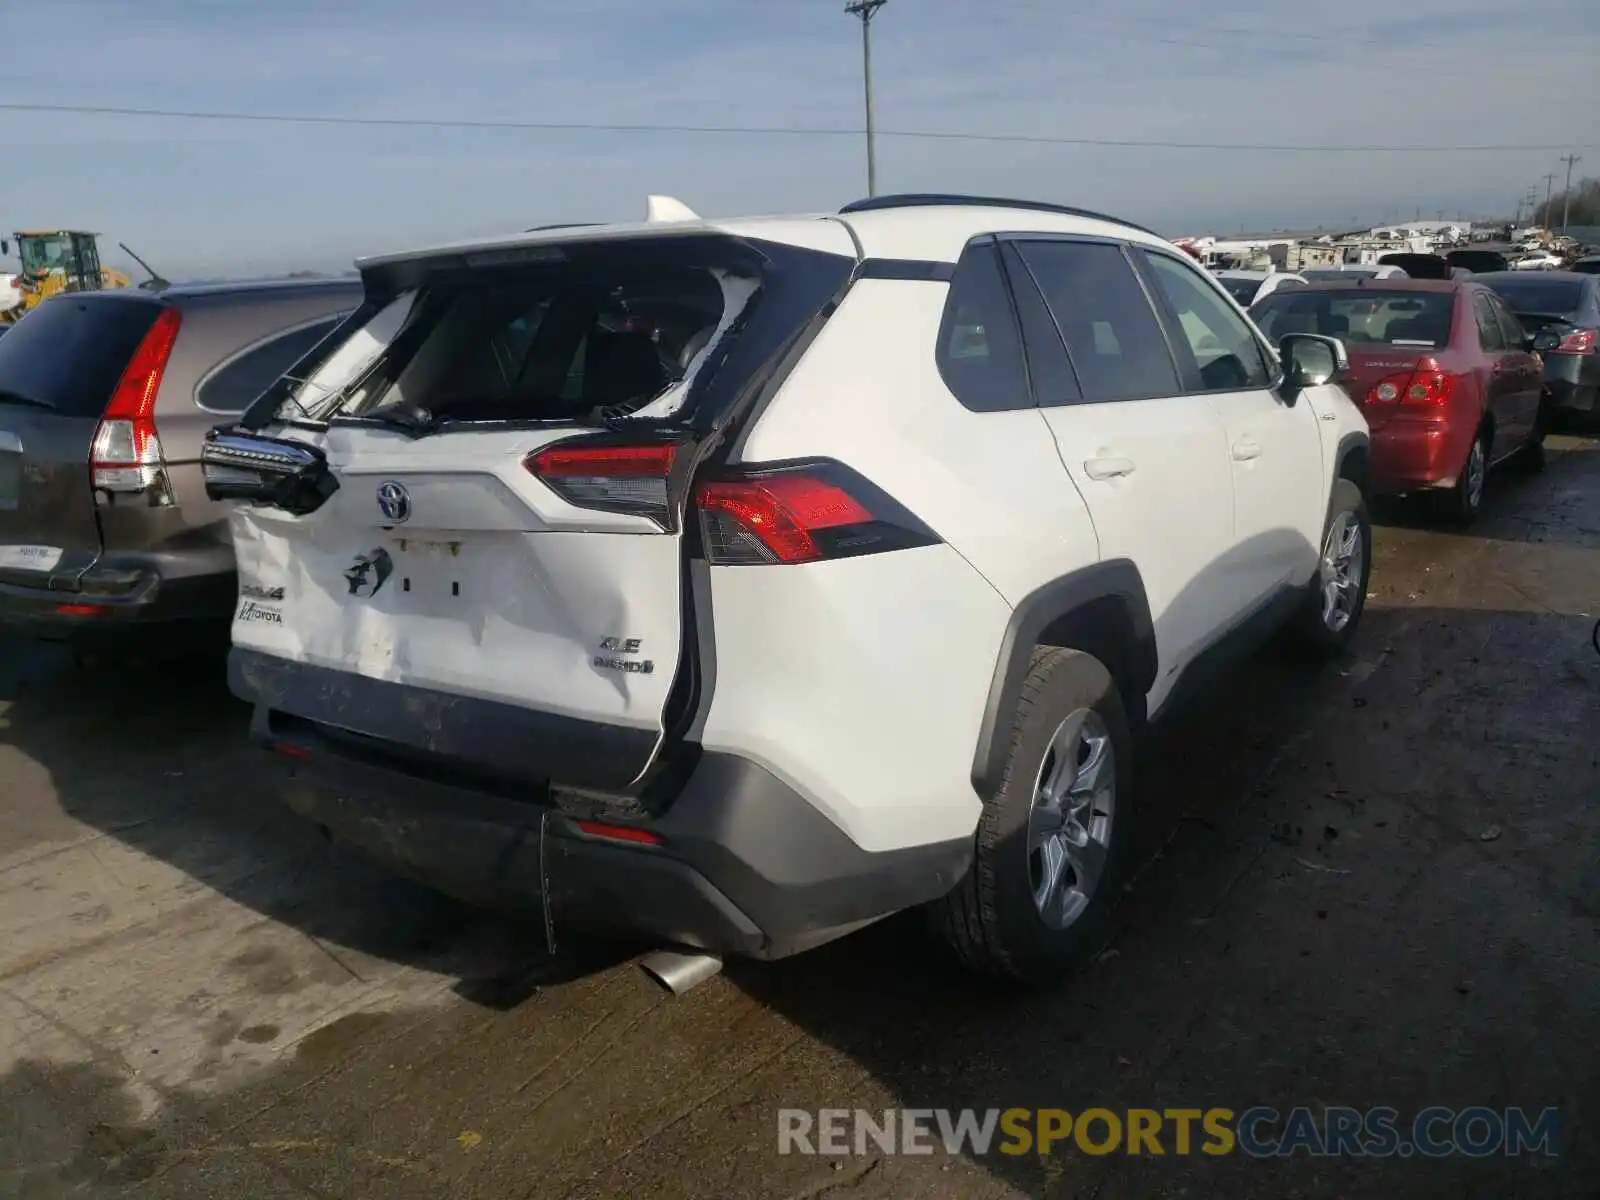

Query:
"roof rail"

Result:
[[524, 222, 600, 232], [838, 193, 1159, 238]]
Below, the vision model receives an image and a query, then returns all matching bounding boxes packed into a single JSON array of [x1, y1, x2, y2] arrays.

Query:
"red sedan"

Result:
[[1252, 279, 1546, 522]]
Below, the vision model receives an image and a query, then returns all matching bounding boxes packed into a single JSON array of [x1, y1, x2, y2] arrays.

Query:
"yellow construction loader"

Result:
[[0, 230, 132, 323]]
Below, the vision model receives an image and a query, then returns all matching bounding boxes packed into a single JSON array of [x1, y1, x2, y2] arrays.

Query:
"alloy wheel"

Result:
[[1027, 709, 1116, 930]]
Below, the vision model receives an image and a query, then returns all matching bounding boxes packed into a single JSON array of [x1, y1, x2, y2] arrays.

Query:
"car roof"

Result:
[[52, 278, 361, 309], [1472, 270, 1591, 284], [355, 197, 1172, 273], [159, 278, 363, 302], [1216, 270, 1269, 280], [1289, 278, 1462, 293]]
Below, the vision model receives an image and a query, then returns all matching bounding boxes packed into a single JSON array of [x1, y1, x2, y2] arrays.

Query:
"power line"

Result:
[[0, 100, 1588, 154]]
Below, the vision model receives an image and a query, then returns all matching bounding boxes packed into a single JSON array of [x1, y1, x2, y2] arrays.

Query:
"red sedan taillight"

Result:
[[1366, 358, 1458, 409]]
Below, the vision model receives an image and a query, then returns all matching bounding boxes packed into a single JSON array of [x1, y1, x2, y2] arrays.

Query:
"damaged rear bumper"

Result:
[[232, 650, 971, 960]]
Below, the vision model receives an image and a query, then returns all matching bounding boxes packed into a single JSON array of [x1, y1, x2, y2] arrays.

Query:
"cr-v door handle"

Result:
[[1084, 456, 1136, 480], [1231, 438, 1262, 462]]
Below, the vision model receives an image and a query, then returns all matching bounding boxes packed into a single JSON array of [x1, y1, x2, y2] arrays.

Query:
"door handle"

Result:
[[1084, 456, 1136, 480], [1231, 438, 1262, 462]]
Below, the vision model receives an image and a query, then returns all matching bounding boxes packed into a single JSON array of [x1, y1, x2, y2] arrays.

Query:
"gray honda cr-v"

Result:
[[0, 279, 359, 647]]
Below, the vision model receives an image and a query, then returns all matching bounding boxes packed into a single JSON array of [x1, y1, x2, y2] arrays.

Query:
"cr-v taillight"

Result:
[[92, 306, 182, 495], [525, 439, 681, 525], [694, 461, 940, 565]]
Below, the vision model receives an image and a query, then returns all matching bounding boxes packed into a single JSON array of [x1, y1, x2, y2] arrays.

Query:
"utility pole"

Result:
[[1540, 172, 1557, 226], [845, 0, 888, 197], [1558, 153, 1582, 233]]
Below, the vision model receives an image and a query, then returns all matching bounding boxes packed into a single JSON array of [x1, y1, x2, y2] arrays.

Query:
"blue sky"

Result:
[[4, 0, 1596, 279]]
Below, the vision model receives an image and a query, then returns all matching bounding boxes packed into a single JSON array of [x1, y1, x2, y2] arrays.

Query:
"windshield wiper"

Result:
[[358, 402, 438, 436]]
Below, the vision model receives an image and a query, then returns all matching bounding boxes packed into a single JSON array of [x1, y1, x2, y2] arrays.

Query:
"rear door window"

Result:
[[935, 239, 1031, 412], [0, 297, 160, 417], [1139, 251, 1273, 391], [196, 316, 348, 413], [1472, 292, 1506, 352], [1489, 294, 1528, 349], [1012, 240, 1180, 403]]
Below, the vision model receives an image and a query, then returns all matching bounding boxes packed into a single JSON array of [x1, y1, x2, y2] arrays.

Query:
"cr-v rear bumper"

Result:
[[229, 649, 972, 960], [0, 547, 236, 647]]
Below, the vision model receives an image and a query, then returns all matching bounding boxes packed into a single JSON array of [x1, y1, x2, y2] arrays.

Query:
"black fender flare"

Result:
[[970, 559, 1158, 796], [1330, 430, 1371, 522]]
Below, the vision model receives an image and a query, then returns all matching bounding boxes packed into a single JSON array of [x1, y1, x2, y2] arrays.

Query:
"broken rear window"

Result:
[[328, 261, 745, 428]]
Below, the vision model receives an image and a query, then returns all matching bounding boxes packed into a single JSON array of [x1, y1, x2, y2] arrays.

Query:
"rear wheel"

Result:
[[1435, 427, 1488, 524], [932, 647, 1132, 984]]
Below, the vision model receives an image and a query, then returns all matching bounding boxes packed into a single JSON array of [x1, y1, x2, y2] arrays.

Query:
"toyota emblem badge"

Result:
[[376, 480, 411, 524]]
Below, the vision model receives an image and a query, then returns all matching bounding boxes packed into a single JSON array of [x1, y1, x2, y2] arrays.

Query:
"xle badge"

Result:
[[594, 636, 654, 675], [345, 548, 394, 598]]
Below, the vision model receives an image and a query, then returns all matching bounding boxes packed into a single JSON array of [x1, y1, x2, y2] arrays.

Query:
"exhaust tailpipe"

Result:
[[639, 949, 723, 996]]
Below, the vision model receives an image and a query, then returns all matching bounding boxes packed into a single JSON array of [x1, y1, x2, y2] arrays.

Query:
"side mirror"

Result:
[[1279, 333, 1347, 395], [1529, 329, 1562, 354]]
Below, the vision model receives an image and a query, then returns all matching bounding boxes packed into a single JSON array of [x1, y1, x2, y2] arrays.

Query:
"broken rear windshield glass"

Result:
[[1252, 290, 1456, 348], [314, 261, 745, 428]]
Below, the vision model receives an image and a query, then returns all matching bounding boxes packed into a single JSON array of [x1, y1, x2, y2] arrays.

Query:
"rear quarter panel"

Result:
[[700, 278, 1101, 853]]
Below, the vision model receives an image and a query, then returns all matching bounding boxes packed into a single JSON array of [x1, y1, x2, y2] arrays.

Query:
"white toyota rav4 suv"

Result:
[[203, 194, 1371, 983]]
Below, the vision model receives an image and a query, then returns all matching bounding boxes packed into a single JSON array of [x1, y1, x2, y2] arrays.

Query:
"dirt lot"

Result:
[[2, 437, 1597, 1200]]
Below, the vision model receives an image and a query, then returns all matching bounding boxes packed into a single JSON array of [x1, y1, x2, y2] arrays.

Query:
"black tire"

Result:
[[931, 647, 1133, 984], [1433, 426, 1489, 524], [1285, 477, 1372, 659]]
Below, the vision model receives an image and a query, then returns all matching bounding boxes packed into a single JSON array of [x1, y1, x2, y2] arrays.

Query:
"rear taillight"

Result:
[[525, 440, 679, 525], [1367, 357, 1456, 409], [1555, 328, 1596, 354], [92, 306, 182, 495], [694, 462, 939, 566]]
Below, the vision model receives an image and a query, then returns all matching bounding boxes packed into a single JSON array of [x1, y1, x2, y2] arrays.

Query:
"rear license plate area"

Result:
[[390, 536, 471, 601]]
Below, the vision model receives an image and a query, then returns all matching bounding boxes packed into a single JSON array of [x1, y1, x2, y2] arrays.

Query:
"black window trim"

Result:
[[1130, 246, 1285, 397], [999, 232, 1191, 408], [194, 311, 353, 415], [934, 235, 1037, 414]]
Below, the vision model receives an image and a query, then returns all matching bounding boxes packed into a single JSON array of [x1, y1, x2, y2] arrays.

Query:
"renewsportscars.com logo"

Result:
[[778, 1106, 1560, 1159]]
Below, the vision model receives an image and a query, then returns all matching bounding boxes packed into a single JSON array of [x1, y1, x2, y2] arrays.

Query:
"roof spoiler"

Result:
[[646, 195, 700, 223]]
